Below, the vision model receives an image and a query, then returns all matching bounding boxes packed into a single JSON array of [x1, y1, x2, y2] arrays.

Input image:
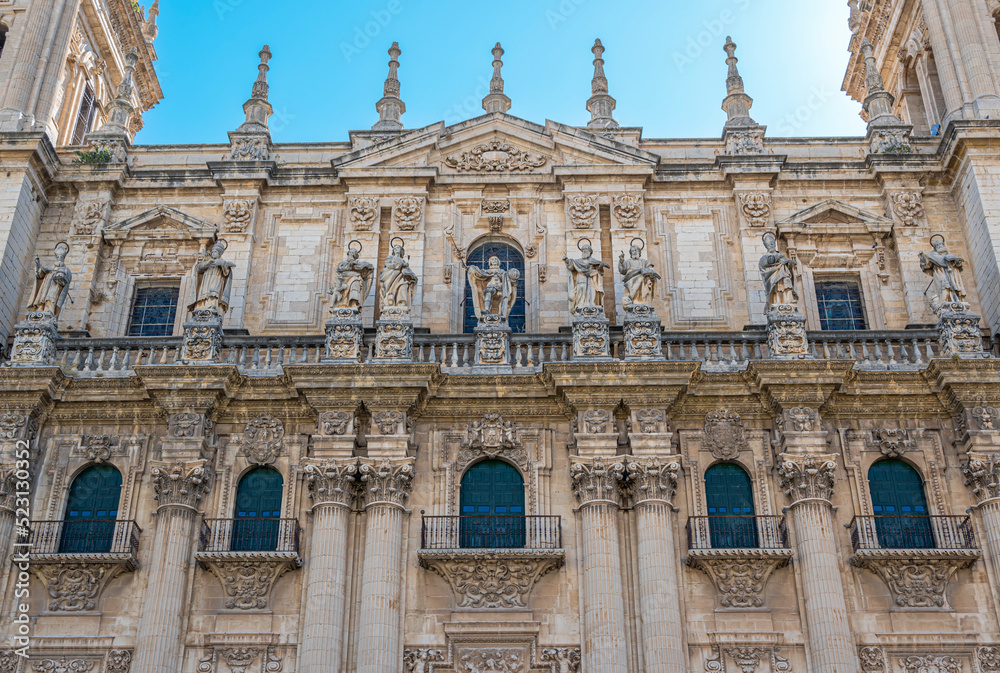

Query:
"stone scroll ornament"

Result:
[[330, 240, 374, 312], [619, 238, 660, 310], [564, 238, 610, 315], [378, 237, 418, 312]]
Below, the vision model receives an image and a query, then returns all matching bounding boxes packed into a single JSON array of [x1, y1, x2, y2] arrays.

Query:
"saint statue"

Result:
[[467, 255, 520, 321], [563, 239, 610, 314], [190, 239, 235, 315], [27, 241, 72, 319], [330, 241, 374, 311], [378, 238, 418, 309], [618, 239, 660, 309], [920, 234, 967, 312], [759, 232, 797, 310]]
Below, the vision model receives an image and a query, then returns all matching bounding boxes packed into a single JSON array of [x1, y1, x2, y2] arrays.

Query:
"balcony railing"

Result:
[[38, 326, 987, 377], [850, 515, 977, 551], [199, 518, 300, 554], [687, 515, 790, 551], [420, 515, 562, 550], [28, 519, 141, 556]]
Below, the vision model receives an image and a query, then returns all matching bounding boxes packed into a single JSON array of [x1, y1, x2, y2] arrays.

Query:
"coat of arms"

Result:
[[703, 409, 746, 460]]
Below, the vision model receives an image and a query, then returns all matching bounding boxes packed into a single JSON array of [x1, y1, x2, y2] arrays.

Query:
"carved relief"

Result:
[[169, 412, 208, 438], [200, 560, 296, 610], [569, 456, 627, 506], [31, 562, 131, 612], [898, 656, 961, 673], [393, 196, 424, 231], [223, 199, 254, 233], [540, 648, 582, 673], [457, 413, 527, 470], [219, 649, 259, 673], [0, 411, 31, 440], [703, 410, 746, 460], [978, 647, 1000, 673], [971, 405, 999, 430], [31, 660, 95, 673], [687, 550, 792, 608], [373, 410, 404, 435], [403, 649, 446, 673], [567, 195, 598, 229], [739, 192, 771, 227], [726, 129, 764, 155], [635, 409, 666, 434], [241, 414, 284, 465], [0, 651, 17, 673], [457, 649, 525, 673], [777, 454, 837, 503], [851, 551, 979, 608], [865, 428, 914, 458], [703, 645, 792, 673], [357, 458, 415, 508], [963, 451, 1000, 503], [782, 407, 817, 433], [580, 409, 611, 434], [303, 459, 357, 507], [79, 435, 117, 462], [349, 196, 379, 231], [627, 457, 679, 504], [150, 460, 212, 508], [482, 199, 509, 232], [612, 193, 643, 228], [859, 647, 886, 673], [319, 411, 353, 435], [104, 651, 132, 673], [891, 192, 924, 226], [74, 200, 109, 236], [444, 140, 546, 172], [418, 549, 564, 608]]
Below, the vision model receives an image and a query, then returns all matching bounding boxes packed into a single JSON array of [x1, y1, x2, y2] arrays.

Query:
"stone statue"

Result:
[[759, 231, 797, 309], [330, 240, 374, 311], [27, 241, 72, 319], [563, 239, 610, 314], [378, 237, 418, 309], [618, 238, 660, 309], [920, 234, 967, 312], [467, 255, 520, 321], [190, 239, 235, 315]]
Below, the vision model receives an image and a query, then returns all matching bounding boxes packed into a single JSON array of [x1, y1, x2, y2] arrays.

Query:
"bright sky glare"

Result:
[[137, 0, 867, 145]]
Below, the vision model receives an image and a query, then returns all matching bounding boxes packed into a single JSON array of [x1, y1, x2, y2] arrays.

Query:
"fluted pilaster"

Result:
[[356, 458, 413, 673], [299, 460, 357, 673], [570, 456, 628, 673], [963, 451, 1000, 593]]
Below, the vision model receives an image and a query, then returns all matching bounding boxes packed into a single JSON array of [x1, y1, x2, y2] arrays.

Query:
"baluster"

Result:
[[739, 340, 749, 361], [548, 342, 557, 362], [366, 340, 374, 361], [911, 338, 923, 364], [820, 341, 830, 359], [678, 341, 687, 360], [665, 341, 673, 360], [449, 342, 458, 368], [513, 343, 522, 369], [83, 347, 94, 371], [752, 342, 762, 359], [251, 345, 260, 370], [109, 347, 120, 371], [558, 342, 567, 361], [810, 342, 819, 358], [873, 339, 883, 363], [462, 343, 470, 367], [428, 343, 437, 364], [886, 339, 897, 365], [266, 345, 274, 368], [120, 347, 131, 369], [286, 345, 295, 364], [860, 340, 870, 362], [898, 339, 910, 363]]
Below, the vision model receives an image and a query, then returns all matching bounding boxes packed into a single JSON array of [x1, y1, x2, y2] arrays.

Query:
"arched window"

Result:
[[62, 464, 122, 553], [459, 460, 525, 548], [463, 239, 526, 334], [869, 459, 933, 548], [232, 467, 283, 552], [704, 462, 757, 548]]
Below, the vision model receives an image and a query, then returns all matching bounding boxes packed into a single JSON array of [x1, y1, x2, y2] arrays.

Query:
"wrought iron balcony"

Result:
[[27, 519, 141, 559], [420, 514, 562, 550], [849, 515, 977, 551], [198, 517, 300, 555], [687, 515, 790, 551]]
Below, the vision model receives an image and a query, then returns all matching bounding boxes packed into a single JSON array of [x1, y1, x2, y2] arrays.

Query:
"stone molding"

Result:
[[302, 459, 358, 507], [569, 455, 627, 507], [626, 456, 680, 505], [149, 459, 212, 509], [850, 548, 980, 609], [357, 457, 415, 509], [195, 552, 301, 610], [687, 549, 793, 609], [417, 548, 564, 609], [776, 453, 838, 504], [29, 554, 138, 612]]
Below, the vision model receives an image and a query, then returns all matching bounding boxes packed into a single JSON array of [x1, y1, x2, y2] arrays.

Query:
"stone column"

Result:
[[777, 450, 856, 673], [627, 456, 685, 673], [355, 457, 414, 673], [0, 411, 37, 601], [132, 461, 211, 673], [569, 456, 629, 673], [299, 459, 357, 673], [959, 408, 1000, 593]]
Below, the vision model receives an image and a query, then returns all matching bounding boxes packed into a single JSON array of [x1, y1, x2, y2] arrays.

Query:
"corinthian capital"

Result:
[[357, 457, 415, 508], [303, 459, 358, 507], [777, 453, 838, 504], [963, 452, 1000, 504], [570, 455, 627, 507], [626, 456, 680, 505], [0, 467, 17, 511], [149, 459, 212, 509]]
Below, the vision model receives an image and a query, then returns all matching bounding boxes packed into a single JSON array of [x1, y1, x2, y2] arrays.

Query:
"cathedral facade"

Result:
[[4, 2, 1000, 673]]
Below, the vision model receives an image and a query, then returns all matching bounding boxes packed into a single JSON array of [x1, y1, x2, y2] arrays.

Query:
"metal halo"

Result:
[[54, 241, 70, 256], [390, 236, 405, 249], [215, 238, 229, 251], [929, 234, 946, 246], [347, 239, 363, 254], [761, 231, 777, 245], [576, 237, 592, 252], [630, 237, 645, 253]]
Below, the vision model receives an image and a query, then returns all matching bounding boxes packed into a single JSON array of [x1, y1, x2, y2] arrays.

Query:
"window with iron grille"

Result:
[[815, 279, 867, 330], [71, 85, 98, 145], [127, 286, 180, 337]]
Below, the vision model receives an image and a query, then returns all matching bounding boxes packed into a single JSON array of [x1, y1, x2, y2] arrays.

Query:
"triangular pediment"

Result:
[[778, 199, 890, 227], [104, 205, 218, 241], [332, 113, 660, 174]]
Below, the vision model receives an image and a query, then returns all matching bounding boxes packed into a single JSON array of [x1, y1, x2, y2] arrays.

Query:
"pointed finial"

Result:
[[482, 42, 511, 114], [860, 37, 903, 126], [143, 0, 159, 42], [93, 46, 139, 137], [721, 36, 757, 127], [252, 45, 271, 100], [373, 41, 405, 131], [587, 38, 618, 129], [234, 44, 273, 134]]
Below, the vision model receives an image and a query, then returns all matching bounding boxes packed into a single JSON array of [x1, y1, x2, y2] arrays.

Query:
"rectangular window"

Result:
[[815, 280, 867, 330], [71, 85, 98, 145], [127, 286, 180, 337]]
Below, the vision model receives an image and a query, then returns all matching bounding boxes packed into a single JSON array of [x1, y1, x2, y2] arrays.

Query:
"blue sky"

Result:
[[137, 0, 867, 144]]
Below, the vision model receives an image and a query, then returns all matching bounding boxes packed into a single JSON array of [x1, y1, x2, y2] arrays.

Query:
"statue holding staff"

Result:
[[920, 234, 967, 312], [27, 241, 72, 319], [618, 238, 660, 309], [190, 239, 235, 315], [563, 238, 610, 314], [759, 231, 797, 310]]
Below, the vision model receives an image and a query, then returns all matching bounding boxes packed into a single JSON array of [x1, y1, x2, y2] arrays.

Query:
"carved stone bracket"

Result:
[[196, 553, 301, 610], [687, 549, 793, 609], [29, 555, 138, 612], [418, 549, 564, 609], [850, 548, 980, 609]]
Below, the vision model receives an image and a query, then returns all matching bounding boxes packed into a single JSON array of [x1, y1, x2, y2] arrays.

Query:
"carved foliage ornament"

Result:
[[169, 412, 208, 438], [626, 457, 680, 504], [859, 647, 886, 673], [150, 460, 211, 508], [570, 456, 626, 506], [32, 562, 129, 611], [635, 408, 666, 434], [223, 199, 254, 233], [899, 656, 961, 673], [727, 129, 764, 155], [74, 199, 109, 236], [540, 649, 582, 673], [445, 140, 546, 172], [105, 651, 132, 673], [687, 551, 792, 609], [703, 410, 746, 460], [971, 405, 999, 430], [241, 414, 284, 465], [403, 649, 446, 673], [31, 660, 95, 673], [393, 196, 424, 231], [704, 645, 791, 673], [978, 647, 1000, 673], [567, 195, 598, 229], [739, 192, 771, 227], [319, 410, 352, 435], [458, 649, 524, 673], [612, 193, 643, 228], [892, 192, 924, 226], [850, 553, 978, 609], [868, 428, 914, 457], [349, 196, 379, 231], [462, 413, 519, 454], [373, 410, 404, 435], [0, 412, 28, 440], [783, 407, 817, 433], [581, 409, 611, 434], [80, 435, 116, 462], [419, 551, 564, 609], [202, 560, 295, 610], [303, 459, 358, 507], [358, 458, 414, 508], [777, 454, 837, 503], [963, 451, 1000, 503]]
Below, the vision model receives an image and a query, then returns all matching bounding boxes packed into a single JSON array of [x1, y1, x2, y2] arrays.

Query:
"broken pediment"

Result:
[[103, 205, 219, 243], [332, 113, 659, 175], [776, 199, 892, 271], [777, 199, 892, 234]]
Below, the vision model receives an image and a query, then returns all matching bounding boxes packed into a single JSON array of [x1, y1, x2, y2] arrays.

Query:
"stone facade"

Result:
[[4, 2, 1000, 673]]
